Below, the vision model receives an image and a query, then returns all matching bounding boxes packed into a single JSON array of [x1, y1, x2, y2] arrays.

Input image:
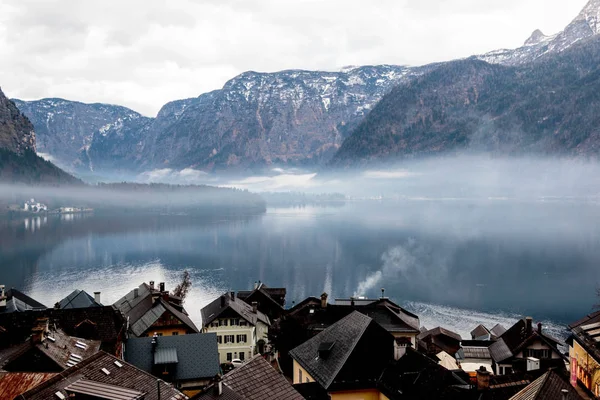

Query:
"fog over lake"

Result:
[[2, 156, 600, 339]]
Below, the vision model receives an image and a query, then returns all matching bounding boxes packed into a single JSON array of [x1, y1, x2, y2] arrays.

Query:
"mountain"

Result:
[[14, 65, 433, 173], [0, 89, 80, 185], [12, 98, 149, 172], [478, 0, 600, 65], [331, 35, 600, 166]]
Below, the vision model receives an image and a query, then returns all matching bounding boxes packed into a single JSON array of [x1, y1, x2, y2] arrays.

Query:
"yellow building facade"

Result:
[[570, 339, 600, 397]]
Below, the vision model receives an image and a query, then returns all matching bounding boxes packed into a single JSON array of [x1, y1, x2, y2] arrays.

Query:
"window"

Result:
[[524, 349, 550, 359], [217, 335, 222, 344], [210, 321, 219, 328], [230, 318, 239, 326], [239, 352, 245, 361], [172, 332, 179, 336], [225, 335, 235, 344], [239, 320, 247, 326], [227, 353, 232, 361], [299, 369, 303, 383], [236, 334, 247, 343], [219, 319, 228, 327]]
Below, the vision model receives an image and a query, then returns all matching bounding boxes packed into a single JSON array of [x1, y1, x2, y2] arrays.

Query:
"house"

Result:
[[14, 351, 187, 400], [471, 324, 492, 341], [220, 355, 303, 400], [508, 369, 584, 400], [114, 281, 199, 337], [289, 311, 395, 399], [489, 317, 566, 376], [0, 286, 46, 314], [57, 289, 102, 309], [201, 292, 270, 364], [0, 318, 101, 373], [23, 199, 47, 213], [568, 309, 600, 397], [125, 332, 220, 396], [455, 340, 494, 375], [0, 372, 57, 400], [287, 293, 420, 346], [0, 305, 126, 354], [236, 281, 287, 320], [417, 327, 462, 357]]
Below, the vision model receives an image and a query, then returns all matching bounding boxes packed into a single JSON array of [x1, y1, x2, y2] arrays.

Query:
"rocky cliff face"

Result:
[[14, 65, 432, 173], [12, 98, 148, 171], [0, 88, 36, 155], [139, 65, 433, 171], [0, 89, 79, 184], [478, 0, 600, 65], [331, 36, 600, 166]]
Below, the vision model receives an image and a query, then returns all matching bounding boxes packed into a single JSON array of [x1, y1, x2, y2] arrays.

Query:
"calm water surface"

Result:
[[1, 200, 599, 338]]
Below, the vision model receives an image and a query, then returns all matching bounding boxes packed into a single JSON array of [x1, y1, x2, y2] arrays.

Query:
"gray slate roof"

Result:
[[491, 323, 507, 337], [114, 283, 198, 337], [125, 333, 220, 381], [471, 324, 491, 339], [489, 338, 514, 363], [222, 355, 303, 400], [58, 290, 102, 309], [16, 351, 186, 400], [192, 384, 247, 400], [201, 293, 270, 328], [1, 289, 46, 314], [288, 311, 372, 390]]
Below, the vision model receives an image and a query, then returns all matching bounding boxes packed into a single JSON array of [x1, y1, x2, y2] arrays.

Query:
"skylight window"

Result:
[[55, 392, 66, 400], [102, 368, 111, 375], [114, 360, 123, 368]]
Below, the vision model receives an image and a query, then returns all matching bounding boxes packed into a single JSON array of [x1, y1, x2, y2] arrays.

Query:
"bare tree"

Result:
[[173, 270, 192, 302]]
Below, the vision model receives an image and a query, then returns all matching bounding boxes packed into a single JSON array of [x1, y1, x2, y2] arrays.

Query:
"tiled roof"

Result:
[[221, 355, 303, 400], [491, 323, 507, 338], [289, 311, 374, 389], [417, 327, 462, 342], [471, 324, 491, 339], [191, 384, 247, 400], [15, 351, 187, 400], [115, 284, 198, 337], [125, 333, 220, 381], [0, 372, 56, 399], [37, 329, 101, 370], [58, 290, 102, 309], [0, 306, 126, 353], [459, 346, 491, 360], [568, 309, 600, 330], [0, 289, 46, 314], [201, 293, 270, 328], [509, 370, 583, 400], [237, 283, 287, 310], [489, 338, 513, 363]]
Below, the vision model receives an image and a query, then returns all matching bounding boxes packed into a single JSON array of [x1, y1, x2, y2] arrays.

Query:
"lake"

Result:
[[1, 199, 599, 339]]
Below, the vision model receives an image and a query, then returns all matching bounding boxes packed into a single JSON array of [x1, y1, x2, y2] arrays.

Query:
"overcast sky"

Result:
[[0, 0, 588, 116]]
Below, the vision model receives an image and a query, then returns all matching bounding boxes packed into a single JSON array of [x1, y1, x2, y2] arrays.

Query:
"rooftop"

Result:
[[15, 351, 187, 400], [509, 370, 583, 400], [58, 290, 102, 309], [0, 372, 57, 399], [125, 333, 220, 381], [221, 355, 303, 400], [0, 289, 46, 314], [201, 293, 270, 328]]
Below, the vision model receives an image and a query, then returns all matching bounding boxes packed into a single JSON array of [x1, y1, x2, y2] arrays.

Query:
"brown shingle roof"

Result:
[[15, 351, 187, 400], [222, 356, 303, 400], [201, 294, 270, 328], [0, 372, 56, 399], [509, 370, 583, 400]]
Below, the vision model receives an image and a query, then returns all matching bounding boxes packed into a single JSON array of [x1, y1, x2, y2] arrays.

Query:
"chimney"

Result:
[[149, 281, 155, 290], [476, 366, 490, 391], [220, 295, 226, 308], [31, 318, 49, 344], [159, 282, 165, 293], [151, 333, 158, 353], [254, 281, 258, 290], [213, 376, 223, 396], [231, 291, 235, 300], [526, 317, 533, 336], [0, 285, 6, 309], [94, 292, 101, 304], [320, 293, 328, 308], [252, 302, 258, 314], [381, 288, 385, 299], [537, 322, 542, 335], [134, 288, 139, 298], [561, 389, 568, 400], [350, 297, 355, 307]]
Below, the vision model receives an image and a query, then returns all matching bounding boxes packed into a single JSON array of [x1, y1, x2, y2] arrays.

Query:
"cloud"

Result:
[[0, 0, 588, 116]]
